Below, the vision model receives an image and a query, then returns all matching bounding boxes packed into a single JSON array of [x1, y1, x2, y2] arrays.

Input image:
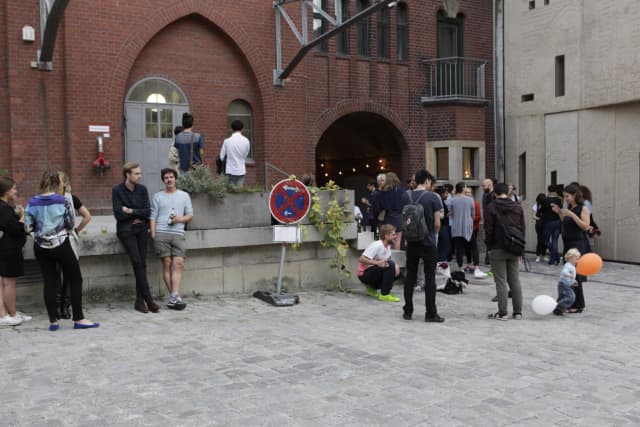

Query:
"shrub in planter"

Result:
[[177, 167, 227, 201]]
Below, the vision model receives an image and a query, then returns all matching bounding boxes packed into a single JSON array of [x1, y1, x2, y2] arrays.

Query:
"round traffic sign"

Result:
[[269, 179, 311, 224]]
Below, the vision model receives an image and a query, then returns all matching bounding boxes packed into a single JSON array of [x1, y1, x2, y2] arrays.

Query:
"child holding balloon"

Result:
[[553, 248, 580, 316]]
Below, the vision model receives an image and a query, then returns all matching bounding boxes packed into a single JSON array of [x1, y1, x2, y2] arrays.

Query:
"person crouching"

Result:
[[357, 224, 401, 302]]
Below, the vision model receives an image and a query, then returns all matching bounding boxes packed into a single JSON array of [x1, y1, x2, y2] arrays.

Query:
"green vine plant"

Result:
[[307, 180, 351, 291]]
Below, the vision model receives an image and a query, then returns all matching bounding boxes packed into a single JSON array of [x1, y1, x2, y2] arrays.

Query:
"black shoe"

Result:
[[402, 311, 412, 320], [553, 308, 564, 316], [488, 312, 509, 321], [425, 313, 445, 323]]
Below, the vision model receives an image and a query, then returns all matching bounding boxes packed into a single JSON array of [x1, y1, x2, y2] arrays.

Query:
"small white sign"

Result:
[[273, 225, 301, 243], [89, 125, 110, 133]]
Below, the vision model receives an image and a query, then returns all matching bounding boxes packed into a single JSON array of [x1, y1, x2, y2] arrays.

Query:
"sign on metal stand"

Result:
[[253, 178, 311, 306]]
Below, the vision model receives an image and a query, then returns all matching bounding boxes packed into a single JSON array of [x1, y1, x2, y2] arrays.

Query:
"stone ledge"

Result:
[[22, 222, 358, 260]]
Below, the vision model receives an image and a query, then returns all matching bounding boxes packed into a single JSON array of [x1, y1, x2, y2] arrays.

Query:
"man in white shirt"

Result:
[[357, 224, 401, 302], [220, 120, 251, 189], [150, 168, 193, 310]]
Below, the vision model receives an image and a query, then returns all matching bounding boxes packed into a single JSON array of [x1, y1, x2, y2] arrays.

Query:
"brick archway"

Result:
[[312, 100, 409, 146], [313, 101, 409, 189], [104, 4, 274, 133]]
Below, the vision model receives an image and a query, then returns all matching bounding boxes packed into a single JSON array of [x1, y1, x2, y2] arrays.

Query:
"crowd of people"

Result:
[[357, 171, 598, 322], [0, 110, 598, 329]]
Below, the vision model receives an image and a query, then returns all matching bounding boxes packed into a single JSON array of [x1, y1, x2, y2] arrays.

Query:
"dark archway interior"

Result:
[[316, 112, 406, 213]]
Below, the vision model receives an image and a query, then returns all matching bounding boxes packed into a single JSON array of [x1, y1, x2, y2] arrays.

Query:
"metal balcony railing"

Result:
[[421, 57, 488, 103]]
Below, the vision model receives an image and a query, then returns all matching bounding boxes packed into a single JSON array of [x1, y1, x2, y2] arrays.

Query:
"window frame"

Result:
[[313, 0, 329, 53], [376, 6, 390, 59], [336, 0, 350, 55], [435, 147, 449, 180], [519, 152, 527, 200], [462, 147, 478, 180], [396, 2, 408, 62], [357, 0, 370, 57], [227, 100, 254, 159]]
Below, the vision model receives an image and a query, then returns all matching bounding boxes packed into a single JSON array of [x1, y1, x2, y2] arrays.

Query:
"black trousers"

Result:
[[453, 236, 472, 269], [117, 225, 152, 301], [535, 220, 547, 256], [358, 261, 396, 295], [404, 243, 438, 316], [563, 237, 591, 310], [34, 239, 84, 323], [466, 230, 480, 266]]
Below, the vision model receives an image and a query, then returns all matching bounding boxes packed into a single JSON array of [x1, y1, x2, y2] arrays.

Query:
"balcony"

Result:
[[421, 57, 488, 104]]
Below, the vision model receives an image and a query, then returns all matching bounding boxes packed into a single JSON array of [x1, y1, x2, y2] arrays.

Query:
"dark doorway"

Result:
[[316, 112, 406, 211]]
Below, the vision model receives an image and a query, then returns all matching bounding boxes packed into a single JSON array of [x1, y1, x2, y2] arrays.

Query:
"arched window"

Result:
[[127, 78, 187, 104], [396, 3, 408, 61], [126, 78, 188, 139], [227, 100, 254, 159]]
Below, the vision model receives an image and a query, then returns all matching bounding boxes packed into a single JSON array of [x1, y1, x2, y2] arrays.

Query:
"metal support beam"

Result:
[[38, 0, 70, 70], [273, 0, 396, 86]]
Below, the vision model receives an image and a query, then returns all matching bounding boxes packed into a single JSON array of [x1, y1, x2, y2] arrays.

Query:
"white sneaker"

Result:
[[535, 256, 541, 263], [474, 269, 488, 279], [16, 312, 32, 322], [0, 315, 23, 327]]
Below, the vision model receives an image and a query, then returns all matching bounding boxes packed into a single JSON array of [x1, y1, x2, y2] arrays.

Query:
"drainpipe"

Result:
[[493, 0, 505, 181]]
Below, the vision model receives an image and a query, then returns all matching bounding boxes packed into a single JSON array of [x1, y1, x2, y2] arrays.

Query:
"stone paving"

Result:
[[2, 259, 640, 426]]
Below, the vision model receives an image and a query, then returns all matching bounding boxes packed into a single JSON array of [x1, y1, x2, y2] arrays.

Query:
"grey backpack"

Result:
[[401, 190, 428, 242]]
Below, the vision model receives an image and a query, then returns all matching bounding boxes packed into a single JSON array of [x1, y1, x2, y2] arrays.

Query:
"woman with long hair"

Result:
[[55, 171, 92, 319], [0, 176, 31, 326], [25, 171, 99, 331], [532, 193, 548, 262], [379, 172, 404, 249], [551, 183, 591, 313]]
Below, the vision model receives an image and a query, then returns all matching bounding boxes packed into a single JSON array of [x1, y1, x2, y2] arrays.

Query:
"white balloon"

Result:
[[531, 295, 557, 315]]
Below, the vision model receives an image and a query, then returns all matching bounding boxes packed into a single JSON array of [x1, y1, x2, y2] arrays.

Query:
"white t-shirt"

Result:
[[353, 205, 363, 221], [357, 240, 392, 276]]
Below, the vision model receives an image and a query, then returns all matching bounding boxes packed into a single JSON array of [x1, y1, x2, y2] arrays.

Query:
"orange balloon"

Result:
[[576, 253, 603, 276]]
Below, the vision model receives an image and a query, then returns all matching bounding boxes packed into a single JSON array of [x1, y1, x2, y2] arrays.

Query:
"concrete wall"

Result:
[[17, 223, 361, 302], [504, 0, 640, 262]]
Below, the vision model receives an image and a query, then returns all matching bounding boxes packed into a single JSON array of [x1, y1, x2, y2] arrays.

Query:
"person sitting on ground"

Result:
[[357, 224, 401, 302], [554, 248, 580, 316]]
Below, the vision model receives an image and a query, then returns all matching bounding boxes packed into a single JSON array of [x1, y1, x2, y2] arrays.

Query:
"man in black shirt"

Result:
[[112, 162, 160, 313], [401, 169, 444, 323]]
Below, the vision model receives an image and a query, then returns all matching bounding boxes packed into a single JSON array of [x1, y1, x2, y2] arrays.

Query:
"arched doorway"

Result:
[[124, 78, 189, 195], [316, 112, 406, 205]]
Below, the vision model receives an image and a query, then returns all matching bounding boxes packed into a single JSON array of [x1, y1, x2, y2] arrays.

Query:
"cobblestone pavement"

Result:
[[2, 260, 640, 426]]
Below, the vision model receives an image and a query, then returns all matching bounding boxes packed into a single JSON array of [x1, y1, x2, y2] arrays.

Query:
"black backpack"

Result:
[[494, 205, 526, 256]]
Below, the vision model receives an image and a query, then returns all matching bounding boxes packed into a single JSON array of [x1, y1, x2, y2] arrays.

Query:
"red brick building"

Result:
[[0, 0, 494, 211]]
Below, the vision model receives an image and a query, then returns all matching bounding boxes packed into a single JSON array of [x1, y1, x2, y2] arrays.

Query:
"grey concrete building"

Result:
[[502, 0, 640, 262]]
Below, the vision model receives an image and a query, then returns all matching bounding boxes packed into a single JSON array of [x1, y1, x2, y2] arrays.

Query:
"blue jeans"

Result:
[[543, 220, 561, 264], [226, 174, 245, 189], [556, 282, 576, 309]]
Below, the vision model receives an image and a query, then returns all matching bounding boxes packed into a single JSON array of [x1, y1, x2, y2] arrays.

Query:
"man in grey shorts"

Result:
[[150, 168, 193, 310]]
